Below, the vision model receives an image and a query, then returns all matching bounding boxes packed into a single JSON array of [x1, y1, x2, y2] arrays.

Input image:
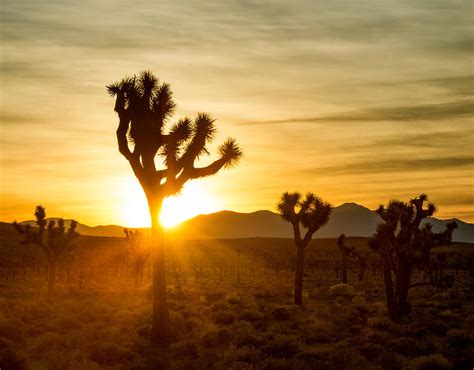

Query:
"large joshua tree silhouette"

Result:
[[277, 192, 332, 305], [370, 194, 457, 321], [12, 206, 79, 293], [107, 71, 242, 343]]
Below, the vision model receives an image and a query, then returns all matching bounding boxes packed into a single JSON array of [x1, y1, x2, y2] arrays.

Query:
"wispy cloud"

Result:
[[240, 100, 474, 125]]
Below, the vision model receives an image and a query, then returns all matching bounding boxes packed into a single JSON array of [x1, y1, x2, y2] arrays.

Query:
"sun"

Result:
[[119, 177, 219, 228], [160, 181, 219, 227]]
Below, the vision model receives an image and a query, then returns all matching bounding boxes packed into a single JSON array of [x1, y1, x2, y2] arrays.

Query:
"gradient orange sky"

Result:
[[1, 0, 473, 226]]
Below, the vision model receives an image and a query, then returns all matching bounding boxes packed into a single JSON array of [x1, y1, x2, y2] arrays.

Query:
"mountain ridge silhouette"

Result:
[[15, 203, 474, 243]]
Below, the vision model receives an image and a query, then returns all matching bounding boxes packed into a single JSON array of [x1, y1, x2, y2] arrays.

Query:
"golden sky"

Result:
[[1, 0, 473, 226]]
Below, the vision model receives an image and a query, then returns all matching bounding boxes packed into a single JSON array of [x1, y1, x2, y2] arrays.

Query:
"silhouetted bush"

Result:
[[262, 335, 300, 358], [88, 342, 134, 366], [170, 339, 199, 359], [411, 354, 451, 370], [239, 309, 263, 322], [211, 310, 236, 325], [0, 347, 28, 370], [271, 306, 291, 320]]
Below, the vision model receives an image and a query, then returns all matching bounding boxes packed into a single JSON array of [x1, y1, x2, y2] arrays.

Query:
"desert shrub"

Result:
[[211, 310, 236, 325], [225, 292, 241, 305], [222, 344, 261, 367], [88, 342, 134, 366], [27, 303, 54, 320], [362, 328, 392, 345], [43, 349, 86, 370], [0, 347, 28, 370], [211, 300, 231, 312], [201, 329, 231, 347], [262, 335, 300, 358], [170, 339, 199, 359], [55, 317, 82, 332], [271, 306, 291, 321], [258, 357, 292, 370], [446, 328, 470, 349], [137, 325, 151, 338], [184, 317, 202, 332], [232, 322, 263, 347], [426, 320, 450, 335], [367, 316, 397, 332], [239, 309, 262, 322], [301, 320, 334, 344], [359, 343, 385, 361], [390, 336, 434, 357], [169, 311, 186, 339], [439, 309, 461, 322], [410, 354, 451, 370], [451, 347, 474, 370], [128, 351, 170, 370], [328, 347, 371, 370], [0, 317, 24, 342], [379, 351, 408, 370], [68, 358, 102, 370], [33, 332, 68, 353]]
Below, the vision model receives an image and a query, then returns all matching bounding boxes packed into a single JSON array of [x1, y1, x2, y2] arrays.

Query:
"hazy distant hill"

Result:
[[18, 218, 136, 238], [16, 203, 474, 243]]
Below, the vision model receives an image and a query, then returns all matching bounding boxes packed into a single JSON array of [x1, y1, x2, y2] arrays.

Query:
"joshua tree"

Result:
[[107, 71, 242, 343], [336, 233, 355, 284], [370, 194, 457, 321], [277, 192, 332, 305], [124, 229, 149, 287], [12, 206, 79, 293]]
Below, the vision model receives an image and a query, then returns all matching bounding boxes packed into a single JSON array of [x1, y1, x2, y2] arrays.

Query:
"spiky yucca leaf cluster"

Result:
[[277, 192, 332, 231], [371, 194, 456, 263], [277, 192, 332, 247], [108, 71, 243, 197]]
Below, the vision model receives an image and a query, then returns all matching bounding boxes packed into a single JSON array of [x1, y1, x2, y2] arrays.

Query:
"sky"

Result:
[[1, 0, 473, 226]]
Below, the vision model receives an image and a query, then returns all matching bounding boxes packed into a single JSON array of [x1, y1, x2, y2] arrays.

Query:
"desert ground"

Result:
[[1, 221, 473, 370]]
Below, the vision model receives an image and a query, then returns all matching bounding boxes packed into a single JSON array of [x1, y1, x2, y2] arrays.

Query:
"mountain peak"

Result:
[[336, 202, 372, 212]]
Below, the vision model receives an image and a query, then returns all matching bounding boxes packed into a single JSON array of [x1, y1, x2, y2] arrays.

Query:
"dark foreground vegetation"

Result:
[[1, 222, 473, 370]]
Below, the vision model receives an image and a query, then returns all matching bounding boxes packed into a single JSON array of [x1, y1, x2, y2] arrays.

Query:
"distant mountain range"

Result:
[[19, 203, 474, 243]]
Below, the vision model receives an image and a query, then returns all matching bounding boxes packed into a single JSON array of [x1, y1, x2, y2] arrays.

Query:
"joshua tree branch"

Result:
[[302, 228, 317, 247]]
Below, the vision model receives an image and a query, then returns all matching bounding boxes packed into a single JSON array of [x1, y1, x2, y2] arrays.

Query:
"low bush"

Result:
[[211, 310, 236, 325], [411, 354, 451, 370], [239, 309, 263, 322], [88, 342, 134, 366], [0, 347, 28, 370], [271, 306, 291, 321], [262, 335, 300, 358]]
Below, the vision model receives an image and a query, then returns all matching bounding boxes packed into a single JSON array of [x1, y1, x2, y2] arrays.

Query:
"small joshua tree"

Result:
[[336, 233, 355, 284], [355, 250, 368, 281], [277, 192, 332, 305], [124, 229, 150, 287], [12, 206, 79, 293], [107, 71, 242, 343], [370, 194, 457, 321]]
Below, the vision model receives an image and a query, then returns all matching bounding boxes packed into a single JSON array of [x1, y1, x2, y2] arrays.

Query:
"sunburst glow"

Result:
[[160, 181, 219, 227], [119, 177, 219, 228]]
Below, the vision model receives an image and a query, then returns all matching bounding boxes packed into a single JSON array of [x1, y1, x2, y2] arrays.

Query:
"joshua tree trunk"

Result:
[[342, 253, 348, 284], [395, 261, 412, 318], [148, 196, 169, 343], [47, 258, 57, 294], [382, 252, 397, 321], [294, 245, 305, 305]]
